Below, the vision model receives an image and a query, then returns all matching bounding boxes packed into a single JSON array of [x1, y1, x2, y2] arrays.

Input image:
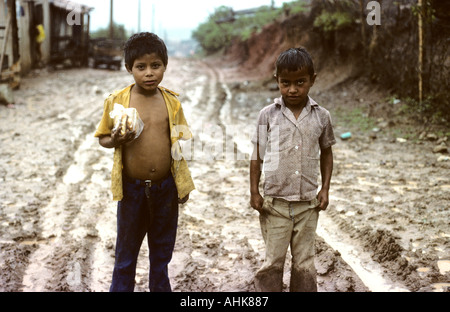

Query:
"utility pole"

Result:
[[109, 0, 114, 39], [152, 4, 155, 33], [418, 0, 424, 103], [138, 0, 141, 33]]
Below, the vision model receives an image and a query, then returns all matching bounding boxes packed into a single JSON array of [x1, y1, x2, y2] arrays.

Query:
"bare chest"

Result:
[[130, 93, 169, 131]]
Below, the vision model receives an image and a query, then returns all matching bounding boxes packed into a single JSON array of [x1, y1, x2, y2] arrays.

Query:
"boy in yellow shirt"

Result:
[[94, 32, 194, 292]]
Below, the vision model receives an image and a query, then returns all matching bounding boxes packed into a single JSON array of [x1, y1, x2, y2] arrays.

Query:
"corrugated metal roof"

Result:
[[49, 0, 93, 14]]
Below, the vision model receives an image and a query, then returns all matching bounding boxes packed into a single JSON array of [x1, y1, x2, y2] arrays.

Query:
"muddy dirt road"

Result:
[[0, 58, 448, 292]]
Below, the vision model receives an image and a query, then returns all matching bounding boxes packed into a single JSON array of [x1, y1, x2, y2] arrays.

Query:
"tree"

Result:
[[192, 6, 234, 53], [90, 23, 128, 41]]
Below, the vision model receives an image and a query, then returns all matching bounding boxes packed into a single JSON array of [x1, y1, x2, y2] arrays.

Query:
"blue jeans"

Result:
[[110, 174, 179, 292]]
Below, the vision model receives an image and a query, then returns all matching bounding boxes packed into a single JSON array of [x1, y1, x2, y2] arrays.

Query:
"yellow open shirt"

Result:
[[94, 84, 195, 201]]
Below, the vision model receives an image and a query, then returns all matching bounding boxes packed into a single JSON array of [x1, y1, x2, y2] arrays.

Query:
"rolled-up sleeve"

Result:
[[319, 111, 336, 150]]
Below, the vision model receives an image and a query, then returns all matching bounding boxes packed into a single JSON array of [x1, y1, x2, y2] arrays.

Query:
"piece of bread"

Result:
[[127, 108, 137, 131], [120, 114, 127, 136]]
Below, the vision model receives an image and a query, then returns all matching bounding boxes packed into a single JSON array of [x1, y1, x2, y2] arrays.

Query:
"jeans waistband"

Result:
[[123, 172, 172, 188]]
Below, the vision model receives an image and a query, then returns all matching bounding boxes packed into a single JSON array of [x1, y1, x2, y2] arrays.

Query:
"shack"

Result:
[[0, 0, 93, 88]]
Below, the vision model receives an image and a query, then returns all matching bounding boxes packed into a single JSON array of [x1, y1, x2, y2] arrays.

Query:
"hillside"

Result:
[[209, 0, 449, 128]]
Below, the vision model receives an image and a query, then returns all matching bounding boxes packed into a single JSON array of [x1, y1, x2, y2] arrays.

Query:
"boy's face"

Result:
[[126, 53, 166, 94], [277, 67, 316, 108]]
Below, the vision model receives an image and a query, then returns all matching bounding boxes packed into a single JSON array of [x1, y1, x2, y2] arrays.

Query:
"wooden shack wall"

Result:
[[2, 0, 91, 76]]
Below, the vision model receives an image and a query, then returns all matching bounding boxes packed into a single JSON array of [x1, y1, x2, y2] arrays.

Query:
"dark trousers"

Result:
[[110, 174, 178, 292]]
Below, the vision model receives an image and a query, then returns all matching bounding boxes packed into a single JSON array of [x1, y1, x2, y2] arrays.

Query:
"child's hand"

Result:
[[316, 189, 329, 211], [250, 193, 264, 211], [111, 116, 137, 146], [179, 194, 189, 204]]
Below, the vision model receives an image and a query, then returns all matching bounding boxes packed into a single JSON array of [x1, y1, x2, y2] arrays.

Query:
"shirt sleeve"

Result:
[[94, 96, 115, 138], [319, 110, 336, 149]]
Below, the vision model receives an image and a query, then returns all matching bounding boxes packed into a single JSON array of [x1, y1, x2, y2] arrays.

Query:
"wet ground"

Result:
[[0, 58, 448, 292]]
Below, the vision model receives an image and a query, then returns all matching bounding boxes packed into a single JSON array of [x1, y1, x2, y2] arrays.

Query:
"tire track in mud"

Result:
[[0, 68, 129, 292], [317, 211, 410, 292], [168, 61, 261, 291], [1, 107, 95, 291], [21, 112, 113, 291], [315, 134, 449, 292]]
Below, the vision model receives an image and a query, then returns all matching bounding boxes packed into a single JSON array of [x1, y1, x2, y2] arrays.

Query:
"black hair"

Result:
[[124, 32, 168, 68], [275, 47, 315, 78]]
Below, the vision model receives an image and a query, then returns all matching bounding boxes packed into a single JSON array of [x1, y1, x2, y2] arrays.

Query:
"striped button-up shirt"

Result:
[[252, 96, 336, 201]]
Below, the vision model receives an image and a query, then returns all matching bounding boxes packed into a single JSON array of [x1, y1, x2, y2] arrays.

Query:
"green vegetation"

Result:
[[192, 1, 307, 54], [334, 107, 376, 133], [90, 23, 128, 40], [191, 6, 233, 53], [403, 96, 448, 125], [313, 11, 354, 33]]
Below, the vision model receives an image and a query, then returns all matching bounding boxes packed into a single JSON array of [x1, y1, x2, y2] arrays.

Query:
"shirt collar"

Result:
[[275, 96, 318, 124], [274, 96, 318, 109]]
